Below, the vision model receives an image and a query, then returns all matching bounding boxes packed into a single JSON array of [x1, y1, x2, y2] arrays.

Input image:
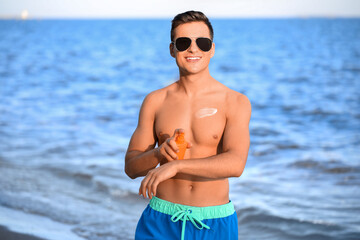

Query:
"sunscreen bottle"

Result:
[[175, 132, 187, 160]]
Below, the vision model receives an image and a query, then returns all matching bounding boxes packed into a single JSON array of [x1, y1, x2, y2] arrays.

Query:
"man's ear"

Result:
[[210, 42, 215, 58], [170, 43, 175, 58]]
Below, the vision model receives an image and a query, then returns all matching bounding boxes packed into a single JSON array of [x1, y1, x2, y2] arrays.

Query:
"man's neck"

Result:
[[178, 69, 214, 98]]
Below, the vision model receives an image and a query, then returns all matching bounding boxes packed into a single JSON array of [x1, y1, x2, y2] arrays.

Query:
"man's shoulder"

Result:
[[223, 87, 251, 116], [223, 87, 250, 105], [142, 83, 174, 108], [145, 88, 164, 101], [145, 83, 173, 100]]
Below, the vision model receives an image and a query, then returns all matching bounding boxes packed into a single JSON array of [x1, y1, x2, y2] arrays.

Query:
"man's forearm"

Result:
[[125, 148, 161, 179], [175, 151, 246, 179]]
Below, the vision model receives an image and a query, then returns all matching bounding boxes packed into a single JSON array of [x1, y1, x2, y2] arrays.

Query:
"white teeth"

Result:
[[186, 57, 200, 60]]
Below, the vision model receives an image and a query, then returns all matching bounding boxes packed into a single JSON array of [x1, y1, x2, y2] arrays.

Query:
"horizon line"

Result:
[[1, 15, 360, 20]]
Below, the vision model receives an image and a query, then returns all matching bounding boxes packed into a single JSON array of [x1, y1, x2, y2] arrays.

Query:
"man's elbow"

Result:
[[232, 168, 244, 178], [124, 165, 138, 179], [124, 154, 139, 179], [231, 155, 246, 178]]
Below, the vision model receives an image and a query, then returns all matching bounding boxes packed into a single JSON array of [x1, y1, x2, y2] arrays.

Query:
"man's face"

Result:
[[170, 21, 215, 75]]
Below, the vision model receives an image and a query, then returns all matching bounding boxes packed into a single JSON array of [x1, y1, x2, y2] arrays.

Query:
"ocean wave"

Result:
[[288, 158, 360, 175], [236, 206, 349, 240], [0, 160, 146, 239]]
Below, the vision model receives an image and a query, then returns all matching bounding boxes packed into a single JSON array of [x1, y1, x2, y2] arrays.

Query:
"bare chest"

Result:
[[155, 96, 226, 149]]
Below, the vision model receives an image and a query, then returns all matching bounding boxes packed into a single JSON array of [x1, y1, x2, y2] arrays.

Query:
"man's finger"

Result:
[[147, 176, 156, 199], [159, 146, 174, 162], [168, 138, 179, 153], [142, 180, 147, 198], [141, 174, 151, 198], [139, 180, 144, 197], [147, 184, 152, 199], [172, 128, 184, 138], [164, 145, 178, 160], [138, 183, 142, 196], [152, 182, 157, 198], [151, 179, 159, 198], [139, 176, 147, 197]]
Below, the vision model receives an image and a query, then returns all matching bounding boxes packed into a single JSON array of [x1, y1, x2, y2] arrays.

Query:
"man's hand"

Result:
[[138, 128, 192, 199], [157, 128, 192, 163], [138, 161, 179, 199]]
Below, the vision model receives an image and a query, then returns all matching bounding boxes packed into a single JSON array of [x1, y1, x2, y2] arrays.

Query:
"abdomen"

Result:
[[156, 177, 229, 207]]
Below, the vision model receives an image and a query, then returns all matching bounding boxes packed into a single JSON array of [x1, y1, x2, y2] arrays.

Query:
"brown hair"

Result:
[[171, 10, 214, 42]]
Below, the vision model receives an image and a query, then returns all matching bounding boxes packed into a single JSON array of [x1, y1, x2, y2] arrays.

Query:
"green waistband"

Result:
[[149, 196, 235, 220]]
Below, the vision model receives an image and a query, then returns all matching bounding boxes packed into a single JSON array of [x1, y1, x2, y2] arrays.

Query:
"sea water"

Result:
[[0, 18, 360, 240]]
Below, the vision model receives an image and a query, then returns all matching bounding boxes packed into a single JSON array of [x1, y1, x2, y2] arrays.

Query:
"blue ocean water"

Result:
[[0, 18, 360, 240]]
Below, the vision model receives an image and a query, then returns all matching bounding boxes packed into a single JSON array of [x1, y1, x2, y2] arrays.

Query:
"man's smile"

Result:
[[185, 56, 201, 62]]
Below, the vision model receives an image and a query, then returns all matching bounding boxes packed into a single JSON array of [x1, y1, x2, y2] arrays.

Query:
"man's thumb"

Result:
[[172, 128, 184, 138]]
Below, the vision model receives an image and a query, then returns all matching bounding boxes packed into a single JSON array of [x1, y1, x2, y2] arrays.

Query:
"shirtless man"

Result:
[[125, 10, 251, 240]]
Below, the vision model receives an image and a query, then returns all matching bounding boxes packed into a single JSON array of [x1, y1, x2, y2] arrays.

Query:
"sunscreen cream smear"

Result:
[[195, 108, 218, 118]]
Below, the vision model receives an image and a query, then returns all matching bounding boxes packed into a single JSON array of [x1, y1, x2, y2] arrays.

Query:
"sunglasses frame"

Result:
[[171, 37, 213, 52]]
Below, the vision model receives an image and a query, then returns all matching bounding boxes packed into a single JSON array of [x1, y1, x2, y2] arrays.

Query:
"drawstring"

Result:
[[170, 208, 210, 240]]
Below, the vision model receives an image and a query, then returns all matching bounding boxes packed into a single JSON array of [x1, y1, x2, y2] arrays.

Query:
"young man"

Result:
[[125, 10, 251, 240]]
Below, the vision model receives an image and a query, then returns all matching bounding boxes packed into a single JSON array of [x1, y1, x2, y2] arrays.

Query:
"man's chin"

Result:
[[180, 67, 206, 76]]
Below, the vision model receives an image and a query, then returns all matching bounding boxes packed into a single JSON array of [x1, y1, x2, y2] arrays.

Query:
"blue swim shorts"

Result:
[[135, 196, 238, 240]]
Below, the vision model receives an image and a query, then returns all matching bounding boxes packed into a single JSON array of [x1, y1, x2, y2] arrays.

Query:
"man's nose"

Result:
[[188, 40, 199, 52]]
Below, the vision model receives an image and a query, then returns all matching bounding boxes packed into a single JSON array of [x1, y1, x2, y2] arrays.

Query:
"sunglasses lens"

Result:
[[175, 37, 191, 51], [196, 38, 212, 52]]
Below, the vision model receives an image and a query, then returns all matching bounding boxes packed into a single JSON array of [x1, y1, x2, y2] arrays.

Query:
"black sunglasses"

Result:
[[172, 37, 213, 52]]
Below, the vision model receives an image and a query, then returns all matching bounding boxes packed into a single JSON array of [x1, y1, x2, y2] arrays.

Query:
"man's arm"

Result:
[[139, 93, 251, 198], [125, 91, 160, 179], [176, 93, 251, 179]]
